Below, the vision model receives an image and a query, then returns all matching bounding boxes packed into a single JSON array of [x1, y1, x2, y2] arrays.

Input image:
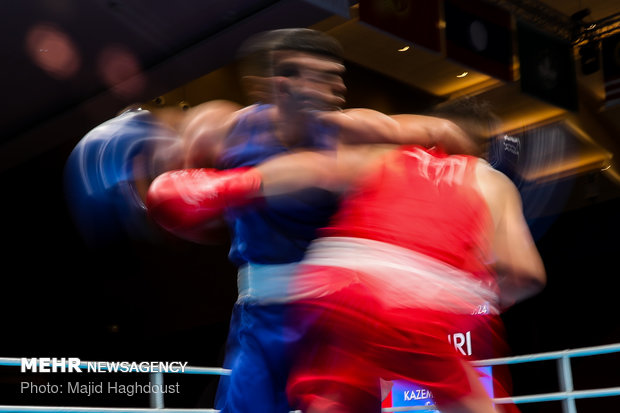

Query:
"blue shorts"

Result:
[[215, 300, 308, 413]]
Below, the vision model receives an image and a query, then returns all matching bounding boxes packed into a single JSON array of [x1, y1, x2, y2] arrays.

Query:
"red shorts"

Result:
[[286, 265, 513, 411]]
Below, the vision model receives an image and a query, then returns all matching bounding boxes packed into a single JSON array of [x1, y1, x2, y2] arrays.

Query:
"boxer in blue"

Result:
[[190, 30, 347, 413], [148, 29, 479, 413]]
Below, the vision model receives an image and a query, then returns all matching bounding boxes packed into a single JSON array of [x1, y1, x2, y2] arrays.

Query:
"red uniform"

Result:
[[286, 146, 514, 412]]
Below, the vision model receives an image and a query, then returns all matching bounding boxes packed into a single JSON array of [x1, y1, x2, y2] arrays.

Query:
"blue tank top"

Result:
[[217, 104, 340, 265]]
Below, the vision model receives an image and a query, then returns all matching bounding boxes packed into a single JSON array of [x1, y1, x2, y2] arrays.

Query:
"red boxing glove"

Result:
[[146, 167, 262, 242]]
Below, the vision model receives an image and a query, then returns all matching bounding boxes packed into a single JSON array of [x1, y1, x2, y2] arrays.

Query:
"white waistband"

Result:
[[294, 237, 499, 314], [237, 262, 300, 304]]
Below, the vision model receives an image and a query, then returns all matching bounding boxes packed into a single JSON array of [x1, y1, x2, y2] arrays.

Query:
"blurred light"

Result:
[[398, 46, 410, 52], [456, 72, 468, 78], [25, 23, 80, 79], [97, 45, 145, 98]]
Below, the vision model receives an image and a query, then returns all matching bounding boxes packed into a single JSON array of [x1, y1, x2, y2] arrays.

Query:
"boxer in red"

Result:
[[273, 100, 544, 413], [147, 97, 545, 412]]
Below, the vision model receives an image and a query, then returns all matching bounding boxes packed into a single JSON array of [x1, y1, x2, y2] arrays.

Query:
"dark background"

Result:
[[1, 1, 619, 411]]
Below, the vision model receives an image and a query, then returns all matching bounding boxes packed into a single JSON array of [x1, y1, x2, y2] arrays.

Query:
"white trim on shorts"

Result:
[[291, 237, 500, 314]]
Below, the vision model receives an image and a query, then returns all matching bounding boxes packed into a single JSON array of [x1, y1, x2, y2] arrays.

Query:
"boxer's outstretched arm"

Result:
[[256, 143, 394, 196], [145, 153, 338, 244], [320, 109, 478, 155], [146, 144, 392, 243]]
